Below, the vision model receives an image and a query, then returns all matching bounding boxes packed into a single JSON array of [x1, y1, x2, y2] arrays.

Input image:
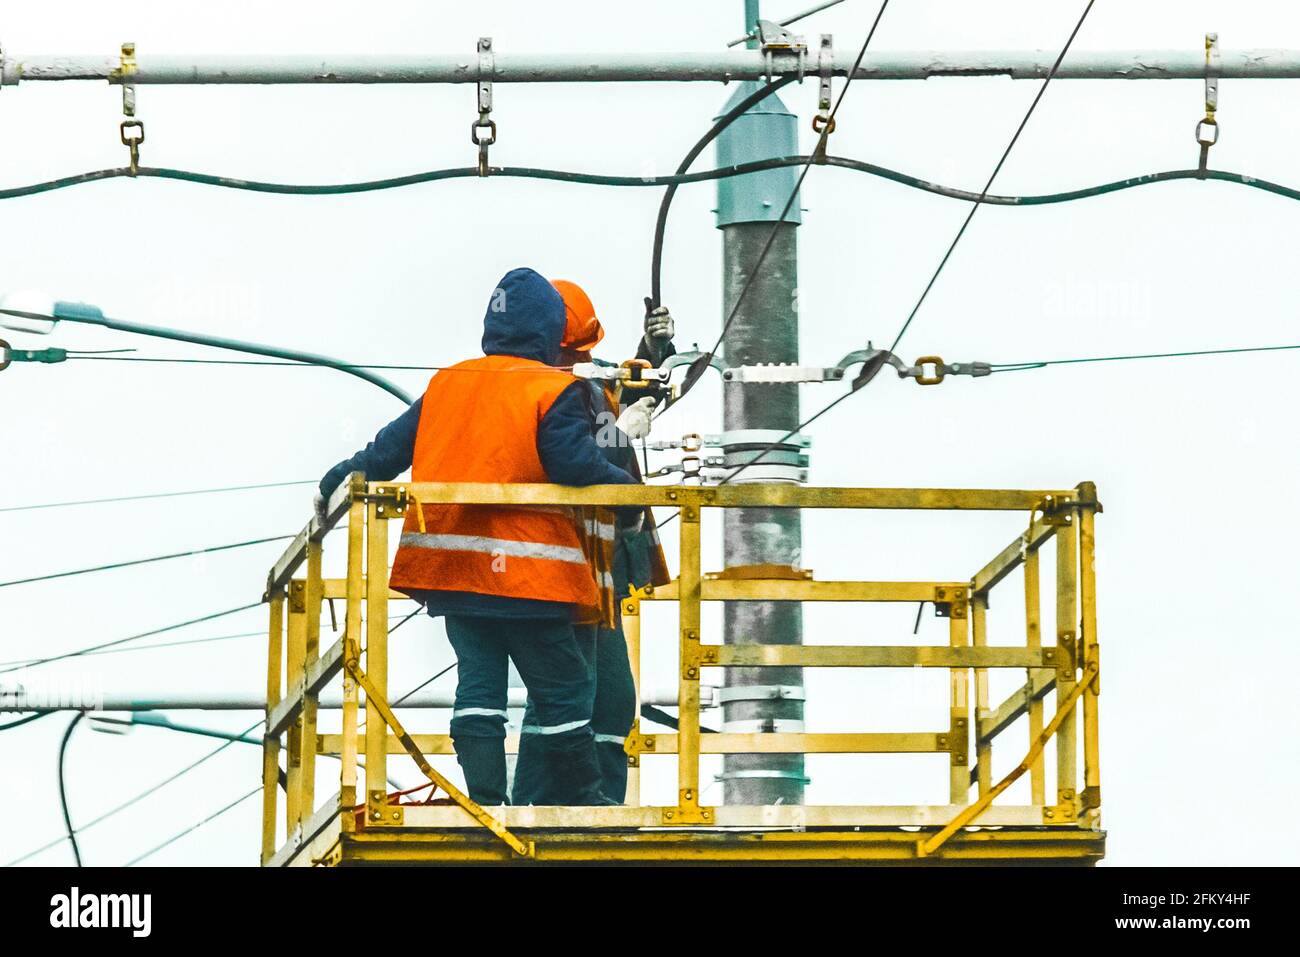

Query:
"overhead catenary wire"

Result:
[[123, 784, 262, 867], [681, 0, 893, 402], [0, 610, 412, 668], [0, 479, 315, 514], [0, 601, 263, 675], [0, 534, 294, 589], [987, 342, 1300, 371], [111, 611, 432, 865], [888, 0, 1096, 353], [714, 0, 1098, 491]]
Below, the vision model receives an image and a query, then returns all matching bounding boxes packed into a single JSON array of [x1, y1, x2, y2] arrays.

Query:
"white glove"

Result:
[[616, 397, 656, 440], [313, 492, 328, 527], [644, 305, 675, 344]]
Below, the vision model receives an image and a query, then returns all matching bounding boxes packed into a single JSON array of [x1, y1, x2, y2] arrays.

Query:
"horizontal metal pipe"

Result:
[[3, 49, 1300, 86], [0, 684, 714, 712]]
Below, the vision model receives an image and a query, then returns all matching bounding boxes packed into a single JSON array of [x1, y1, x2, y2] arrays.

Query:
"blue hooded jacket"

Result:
[[318, 267, 636, 620]]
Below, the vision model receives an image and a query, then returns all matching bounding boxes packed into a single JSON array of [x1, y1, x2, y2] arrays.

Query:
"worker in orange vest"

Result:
[[511, 280, 674, 805], [315, 267, 639, 806]]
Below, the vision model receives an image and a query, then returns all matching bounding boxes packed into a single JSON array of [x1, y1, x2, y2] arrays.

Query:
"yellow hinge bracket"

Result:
[[662, 789, 715, 825]]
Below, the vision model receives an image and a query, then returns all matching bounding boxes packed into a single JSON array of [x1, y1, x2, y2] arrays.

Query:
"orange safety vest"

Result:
[[389, 355, 606, 613]]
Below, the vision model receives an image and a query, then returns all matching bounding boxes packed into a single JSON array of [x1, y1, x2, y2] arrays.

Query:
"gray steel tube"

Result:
[[4, 49, 1299, 86]]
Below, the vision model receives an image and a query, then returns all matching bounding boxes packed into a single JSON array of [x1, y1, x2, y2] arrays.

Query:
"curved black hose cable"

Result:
[[58, 712, 85, 866], [2, 159, 1296, 206], [648, 75, 799, 309], [0, 711, 50, 731]]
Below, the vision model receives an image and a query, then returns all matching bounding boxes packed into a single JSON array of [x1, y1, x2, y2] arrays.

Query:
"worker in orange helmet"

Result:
[[510, 279, 674, 805]]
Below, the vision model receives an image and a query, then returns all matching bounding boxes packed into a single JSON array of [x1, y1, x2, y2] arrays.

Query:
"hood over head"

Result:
[[551, 279, 605, 356], [480, 267, 567, 364]]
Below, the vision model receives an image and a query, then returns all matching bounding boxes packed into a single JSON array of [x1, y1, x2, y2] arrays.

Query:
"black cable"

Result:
[[888, 0, 1096, 353], [3, 157, 1296, 208], [673, 1, 891, 406], [648, 74, 799, 309], [123, 785, 262, 867], [0, 534, 294, 589], [394, 661, 457, 707], [639, 704, 718, 734], [0, 479, 314, 514], [58, 713, 85, 867], [716, 1, 1098, 490], [0, 711, 50, 732], [0, 602, 262, 675]]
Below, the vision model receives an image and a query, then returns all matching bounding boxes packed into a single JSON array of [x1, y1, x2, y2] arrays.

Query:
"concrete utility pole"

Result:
[[714, 0, 807, 807]]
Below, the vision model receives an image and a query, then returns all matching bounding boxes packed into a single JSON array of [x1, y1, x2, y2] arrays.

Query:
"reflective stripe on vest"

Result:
[[399, 531, 588, 566]]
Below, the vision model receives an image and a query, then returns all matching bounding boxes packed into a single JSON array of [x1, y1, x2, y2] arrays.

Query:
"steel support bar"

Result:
[[266, 631, 345, 738], [318, 731, 944, 755], [4, 49, 1298, 86], [972, 517, 1055, 596], [708, 645, 1054, 668], [977, 670, 1056, 745], [343, 656, 534, 858], [390, 482, 1078, 511], [701, 579, 964, 602], [397, 803, 1063, 829]]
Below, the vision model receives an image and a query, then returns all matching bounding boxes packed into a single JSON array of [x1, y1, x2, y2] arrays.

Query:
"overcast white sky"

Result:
[[2, 1, 1298, 867]]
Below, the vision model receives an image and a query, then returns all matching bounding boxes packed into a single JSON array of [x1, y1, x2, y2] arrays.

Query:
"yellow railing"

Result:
[[259, 475, 1102, 865]]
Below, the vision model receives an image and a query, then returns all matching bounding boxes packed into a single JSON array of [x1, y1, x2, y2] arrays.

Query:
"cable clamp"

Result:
[[471, 37, 496, 177], [119, 42, 143, 175], [756, 19, 807, 83], [1195, 32, 1220, 176]]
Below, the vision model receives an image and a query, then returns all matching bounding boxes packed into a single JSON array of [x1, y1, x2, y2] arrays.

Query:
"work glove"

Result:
[[616, 397, 656, 441], [644, 305, 675, 344], [313, 492, 328, 527], [642, 306, 676, 358]]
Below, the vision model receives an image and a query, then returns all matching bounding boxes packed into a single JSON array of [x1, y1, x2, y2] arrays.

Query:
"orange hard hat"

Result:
[[551, 279, 605, 354]]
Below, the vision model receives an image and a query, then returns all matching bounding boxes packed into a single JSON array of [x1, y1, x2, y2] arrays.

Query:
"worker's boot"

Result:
[[595, 736, 630, 804], [509, 731, 544, 805], [537, 731, 616, 806], [453, 735, 509, 806]]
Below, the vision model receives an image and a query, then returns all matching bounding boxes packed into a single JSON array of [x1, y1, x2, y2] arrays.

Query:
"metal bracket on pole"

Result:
[[1196, 32, 1220, 176], [118, 42, 144, 175], [471, 37, 496, 177], [755, 19, 808, 84], [812, 33, 835, 161], [717, 684, 806, 703]]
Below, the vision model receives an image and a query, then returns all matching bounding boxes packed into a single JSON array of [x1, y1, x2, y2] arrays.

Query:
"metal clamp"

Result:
[[837, 345, 992, 386], [119, 42, 143, 174], [718, 684, 806, 704], [571, 361, 669, 386], [619, 357, 654, 389], [1196, 32, 1220, 176], [471, 37, 496, 177], [715, 769, 811, 784], [756, 19, 808, 84]]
